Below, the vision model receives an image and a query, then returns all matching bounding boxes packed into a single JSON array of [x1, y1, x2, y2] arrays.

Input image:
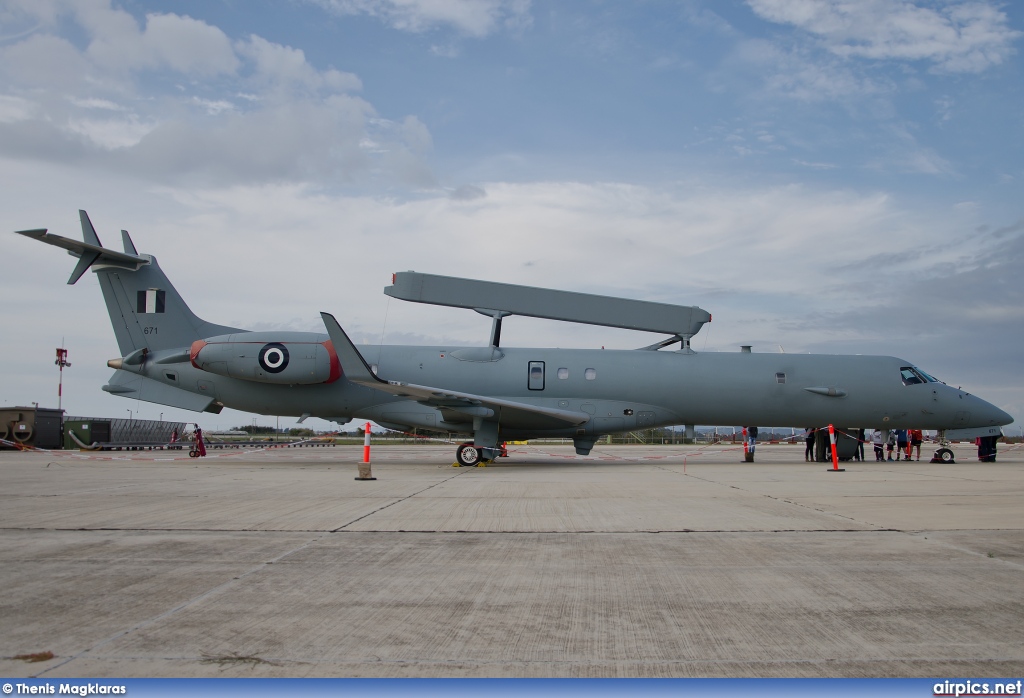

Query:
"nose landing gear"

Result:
[[929, 430, 955, 463]]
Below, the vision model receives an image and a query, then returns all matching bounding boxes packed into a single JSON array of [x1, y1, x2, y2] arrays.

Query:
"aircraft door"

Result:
[[528, 361, 545, 390]]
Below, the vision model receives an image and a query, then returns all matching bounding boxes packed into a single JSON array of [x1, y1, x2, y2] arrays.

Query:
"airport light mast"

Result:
[[55, 343, 71, 411]]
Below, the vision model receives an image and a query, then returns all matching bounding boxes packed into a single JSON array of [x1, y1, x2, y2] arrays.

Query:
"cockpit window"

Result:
[[900, 366, 937, 386]]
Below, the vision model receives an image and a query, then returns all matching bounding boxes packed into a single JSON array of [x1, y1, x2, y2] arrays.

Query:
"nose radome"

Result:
[[967, 394, 1014, 427]]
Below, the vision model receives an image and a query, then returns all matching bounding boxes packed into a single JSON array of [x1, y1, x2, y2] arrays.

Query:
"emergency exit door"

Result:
[[528, 361, 545, 390]]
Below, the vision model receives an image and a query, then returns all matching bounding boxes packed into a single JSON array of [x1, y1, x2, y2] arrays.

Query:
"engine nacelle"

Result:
[[190, 332, 341, 385]]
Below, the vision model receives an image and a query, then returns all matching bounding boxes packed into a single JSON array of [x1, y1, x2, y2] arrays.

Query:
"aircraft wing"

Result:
[[320, 312, 590, 428]]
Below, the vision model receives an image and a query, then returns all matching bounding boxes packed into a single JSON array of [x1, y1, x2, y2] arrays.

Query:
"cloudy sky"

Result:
[[3, 0, 1022, 434]]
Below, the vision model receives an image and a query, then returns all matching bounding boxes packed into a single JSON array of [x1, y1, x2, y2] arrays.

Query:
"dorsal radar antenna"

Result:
[[385, 272, 710, 350]]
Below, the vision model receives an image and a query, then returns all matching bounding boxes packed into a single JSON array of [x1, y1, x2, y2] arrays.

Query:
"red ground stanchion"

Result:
[[827, 423, 845, 472], [356, 421, 376, 480]]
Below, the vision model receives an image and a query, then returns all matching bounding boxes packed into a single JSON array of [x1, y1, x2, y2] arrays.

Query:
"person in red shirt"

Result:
[[908, 429, 923, 461]]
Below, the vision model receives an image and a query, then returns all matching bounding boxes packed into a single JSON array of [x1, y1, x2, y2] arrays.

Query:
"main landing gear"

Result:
[[455, 442, 505, 467]]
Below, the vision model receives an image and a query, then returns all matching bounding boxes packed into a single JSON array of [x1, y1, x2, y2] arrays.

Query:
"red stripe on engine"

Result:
[[322, 340, 342, 383], [189, 340, 207, 369]]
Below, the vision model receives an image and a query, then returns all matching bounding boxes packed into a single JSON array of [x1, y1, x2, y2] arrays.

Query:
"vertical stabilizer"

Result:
[[96, 258, 243, 355]]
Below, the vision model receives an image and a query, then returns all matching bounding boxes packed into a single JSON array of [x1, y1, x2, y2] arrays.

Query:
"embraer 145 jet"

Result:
[[17, 211, 1012, 465]]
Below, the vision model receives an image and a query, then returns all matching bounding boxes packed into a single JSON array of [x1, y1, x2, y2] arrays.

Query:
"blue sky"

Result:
[[2, 0, 1022, 433]]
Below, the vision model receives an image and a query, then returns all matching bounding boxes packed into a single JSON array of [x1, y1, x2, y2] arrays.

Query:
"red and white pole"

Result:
[[827, 423, 845, 472], [356, 422, 376, 480]]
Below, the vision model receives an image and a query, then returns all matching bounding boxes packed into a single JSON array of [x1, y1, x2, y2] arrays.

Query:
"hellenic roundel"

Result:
[[258, 343, 289, 373]]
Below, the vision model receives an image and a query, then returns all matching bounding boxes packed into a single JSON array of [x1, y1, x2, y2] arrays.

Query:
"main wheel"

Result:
[[189, 449, 199, 458], [935, 448, 954, 463], [456, 443, 481, 467]]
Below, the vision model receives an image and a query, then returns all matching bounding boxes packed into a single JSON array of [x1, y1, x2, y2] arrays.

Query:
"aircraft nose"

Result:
[[965, 394, 1014, 428]]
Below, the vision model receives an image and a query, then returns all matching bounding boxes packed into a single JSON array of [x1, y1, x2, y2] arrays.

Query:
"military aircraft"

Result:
[[16, 211, 1013, 465]]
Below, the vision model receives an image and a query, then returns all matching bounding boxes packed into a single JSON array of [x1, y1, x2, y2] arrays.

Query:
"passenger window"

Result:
[[557, 368, 568, 379], [585, 368, 596, 381], [528, 361, 545, 390], [775, 372, 786, 384]]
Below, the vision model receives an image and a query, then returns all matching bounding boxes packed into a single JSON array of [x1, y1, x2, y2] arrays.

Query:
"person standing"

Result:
[[856, 428, 866, 461], [872, 429, 885, 461], [747, 426, 758, 455], [894, 429, 908, 461], [804, 427, 815, 462], [886, 431, 896, 461], [908, 428, 923, 461]]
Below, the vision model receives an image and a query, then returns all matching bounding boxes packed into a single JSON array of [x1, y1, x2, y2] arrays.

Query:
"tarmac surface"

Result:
[[1, 440, 1022, 678]]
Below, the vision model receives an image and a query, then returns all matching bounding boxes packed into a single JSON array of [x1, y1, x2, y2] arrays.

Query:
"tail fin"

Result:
[[18, 210, 242, 355]]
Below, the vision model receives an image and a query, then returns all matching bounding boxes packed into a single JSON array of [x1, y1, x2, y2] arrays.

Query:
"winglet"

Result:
[[121, 229, 138, 256], [79, 210, 101, 247], [319, 312, 385, 385]]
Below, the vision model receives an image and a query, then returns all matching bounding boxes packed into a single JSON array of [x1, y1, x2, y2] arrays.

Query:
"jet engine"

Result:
[[190, 333, 341, 385]]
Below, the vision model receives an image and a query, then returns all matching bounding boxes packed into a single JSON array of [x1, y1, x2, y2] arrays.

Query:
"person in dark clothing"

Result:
[[894, 429, 908, 461], [977, 434, 1000, 462], [804, 427, 815, 462]]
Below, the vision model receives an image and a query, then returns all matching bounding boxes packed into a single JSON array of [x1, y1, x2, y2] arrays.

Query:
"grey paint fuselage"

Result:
[[134, 337, 1010, 435]]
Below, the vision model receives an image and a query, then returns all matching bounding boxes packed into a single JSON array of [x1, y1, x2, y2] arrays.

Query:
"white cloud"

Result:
[[306, 0, 532, 38], [235, 35, 361, 96], [0, 94, 37, 123], [0, 1, 429, 188], [65, 114, 157, 149], [747, 0, 1022, 73], [730, 38, 892, 101]]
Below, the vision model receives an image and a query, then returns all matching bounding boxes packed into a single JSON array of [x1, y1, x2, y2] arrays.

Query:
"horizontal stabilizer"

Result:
[[16, 220, 149, 285], [103, 370, 217, 412]]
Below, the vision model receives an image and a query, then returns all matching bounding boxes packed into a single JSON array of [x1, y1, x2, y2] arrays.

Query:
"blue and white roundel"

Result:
[[258, 343, 289, 373]]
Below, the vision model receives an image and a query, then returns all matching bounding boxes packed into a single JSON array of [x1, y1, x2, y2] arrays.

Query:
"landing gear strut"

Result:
[[929, 429, 955, 464]]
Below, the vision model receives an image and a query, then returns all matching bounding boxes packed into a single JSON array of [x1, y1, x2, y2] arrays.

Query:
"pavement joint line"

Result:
[[0, 526, 906, 534], [654, 465, 889, 531], [908, 531, 1024, 571], [36, 531, 332, 678], [44, 654, 1024, 667], [329, 467, 474, 533]]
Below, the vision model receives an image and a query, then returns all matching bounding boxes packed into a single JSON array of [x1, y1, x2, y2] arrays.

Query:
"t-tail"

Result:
[[15, 210, 241, 356]]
